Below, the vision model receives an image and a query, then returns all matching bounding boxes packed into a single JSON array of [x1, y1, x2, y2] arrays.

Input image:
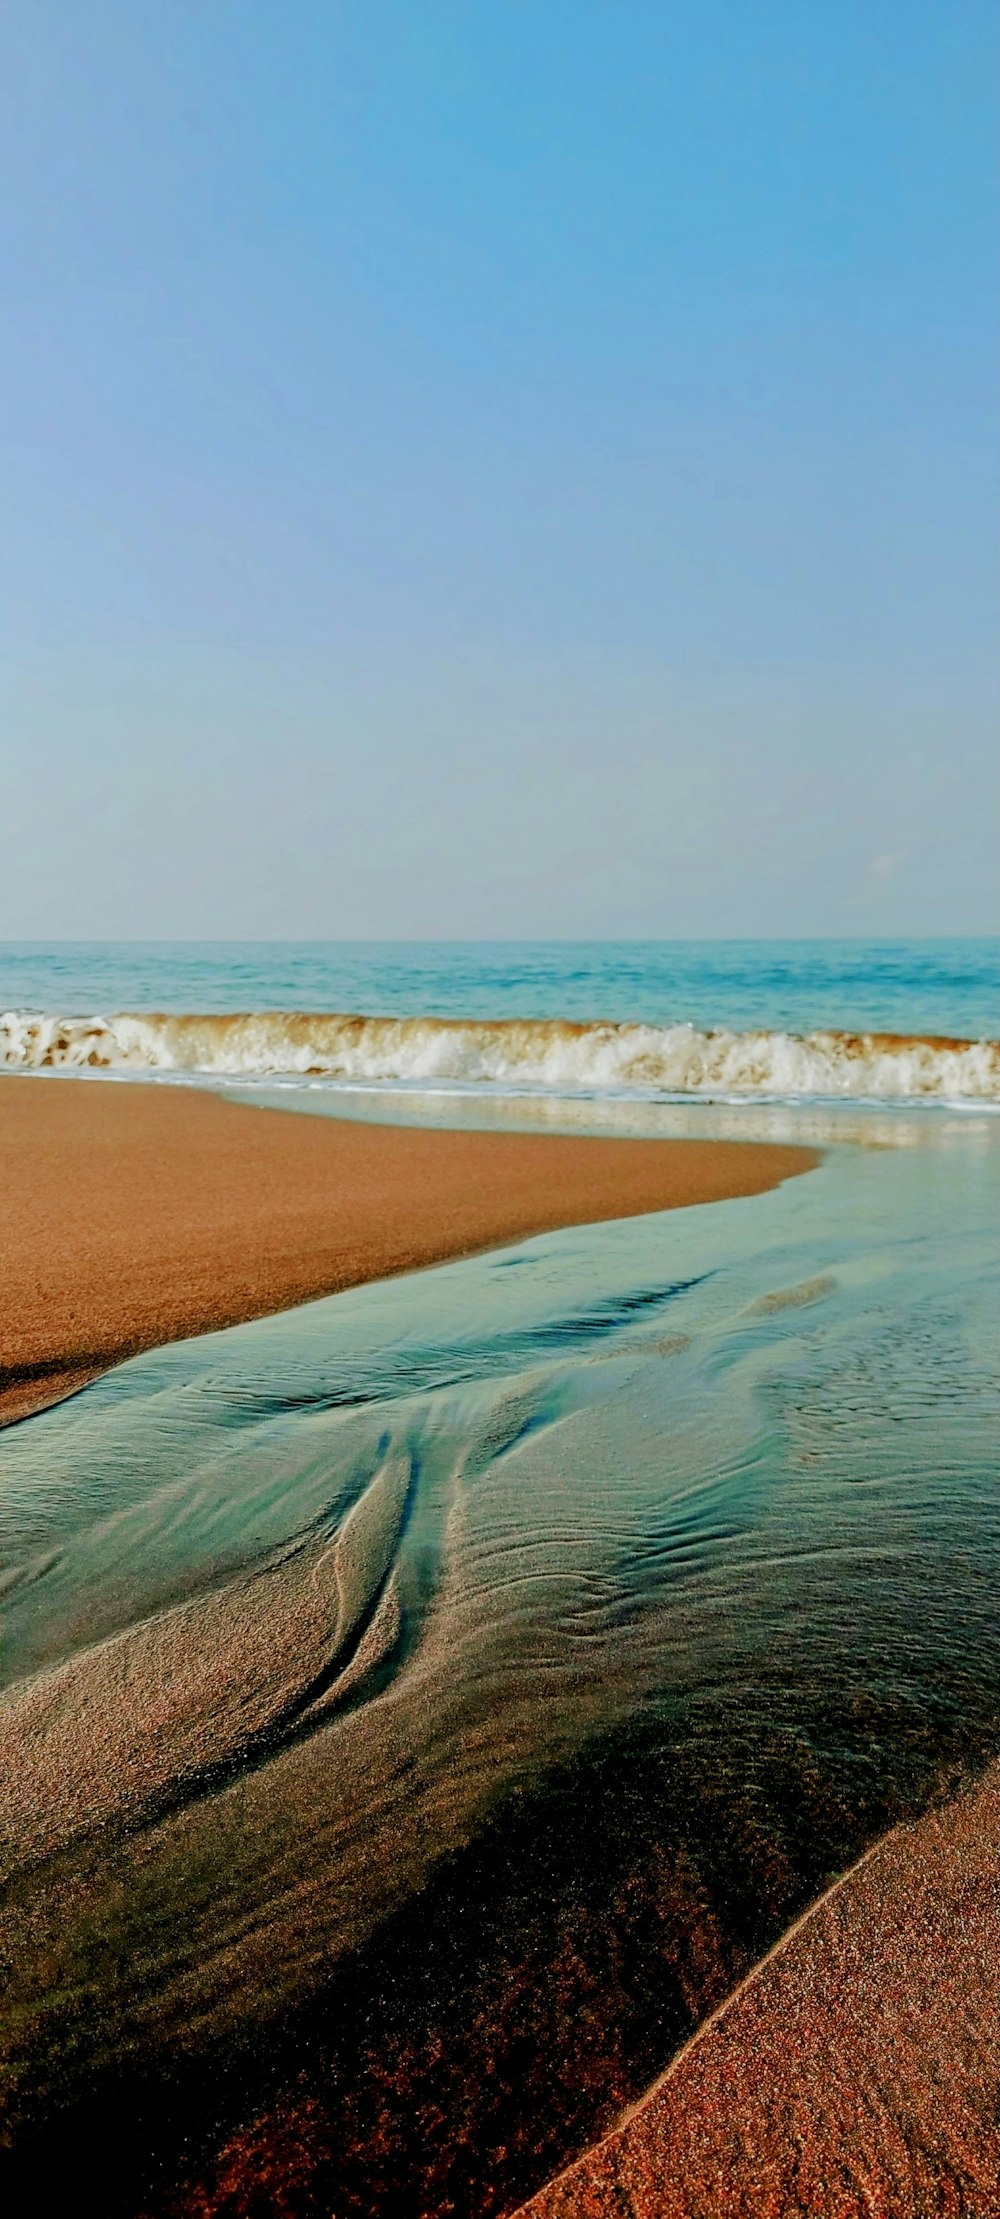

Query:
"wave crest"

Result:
[[2, 1008, 998, 1104]]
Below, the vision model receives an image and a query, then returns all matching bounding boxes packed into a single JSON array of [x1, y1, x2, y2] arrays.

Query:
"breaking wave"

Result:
[[2, 1008, 998, 1105]]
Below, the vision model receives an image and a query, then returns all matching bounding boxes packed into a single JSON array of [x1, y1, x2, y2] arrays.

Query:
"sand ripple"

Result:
[[0, 1449, 411, 1881]]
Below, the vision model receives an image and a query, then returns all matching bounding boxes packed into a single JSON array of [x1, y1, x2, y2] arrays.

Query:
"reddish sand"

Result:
[[517, 1764, 1000, 2219], [0, 1075, 817, 1426]]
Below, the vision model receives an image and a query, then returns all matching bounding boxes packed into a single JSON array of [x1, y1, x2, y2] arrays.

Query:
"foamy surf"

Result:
[[2, 1008, 998, 1104]]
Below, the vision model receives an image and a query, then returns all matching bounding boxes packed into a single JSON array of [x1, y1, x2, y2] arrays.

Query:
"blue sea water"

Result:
[[2, 937, 998, 1038]]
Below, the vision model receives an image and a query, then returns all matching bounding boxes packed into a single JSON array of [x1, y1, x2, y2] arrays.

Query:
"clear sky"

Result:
[[2, 1, 996, 939]]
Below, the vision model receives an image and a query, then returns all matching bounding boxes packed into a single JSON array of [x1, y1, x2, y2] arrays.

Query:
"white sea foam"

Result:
[[2, 1008, 998, 1105]]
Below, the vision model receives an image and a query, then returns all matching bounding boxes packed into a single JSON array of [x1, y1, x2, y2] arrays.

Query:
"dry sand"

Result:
[[0, 1074, 817, 1426], [517, 1764, 1000, 2219]]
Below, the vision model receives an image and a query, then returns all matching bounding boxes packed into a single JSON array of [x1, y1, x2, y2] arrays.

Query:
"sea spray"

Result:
[[1, 1007, 998, 1104]]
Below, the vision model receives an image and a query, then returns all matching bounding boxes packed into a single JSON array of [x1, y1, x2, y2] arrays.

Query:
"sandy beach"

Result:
[[2, 1072, 996, 2219], [161, 1766, 1000, 2219], [3, 1065, 997, 2210], [0, 1074, 817, 1426], [516, 1763, 1000, 2218]]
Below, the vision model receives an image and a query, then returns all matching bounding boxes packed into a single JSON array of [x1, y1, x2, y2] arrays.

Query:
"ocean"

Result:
[[2, 938, 999, 2211], [1, 937, 998, 1106]]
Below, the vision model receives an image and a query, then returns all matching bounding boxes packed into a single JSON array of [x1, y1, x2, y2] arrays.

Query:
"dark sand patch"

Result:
[[517, 1765, 1000, 2219]]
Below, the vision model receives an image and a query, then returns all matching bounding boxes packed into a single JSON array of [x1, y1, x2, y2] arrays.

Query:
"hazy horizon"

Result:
[[3, 932, 997, 947]]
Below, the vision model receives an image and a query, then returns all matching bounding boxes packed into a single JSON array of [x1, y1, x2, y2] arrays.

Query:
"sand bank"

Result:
[[0, 1075, 816, 1426], [517, 1764, 1000, 2219]]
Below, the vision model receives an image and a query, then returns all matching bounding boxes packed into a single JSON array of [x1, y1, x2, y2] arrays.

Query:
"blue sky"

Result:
[[2, 1, 996, 937]]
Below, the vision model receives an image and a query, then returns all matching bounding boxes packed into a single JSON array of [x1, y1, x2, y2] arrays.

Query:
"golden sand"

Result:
[[517, 1768, 1000, 2218], [0, 1075, 817, 1426]]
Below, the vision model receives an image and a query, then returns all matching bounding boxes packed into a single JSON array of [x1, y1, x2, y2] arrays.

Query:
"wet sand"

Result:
[[1, 1089, 997, 2217], [517, 1764, 1000, 2219], [0, 1074, 816, 1425]]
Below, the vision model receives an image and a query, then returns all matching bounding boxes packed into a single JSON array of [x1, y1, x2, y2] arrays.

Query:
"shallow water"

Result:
[[1, 1109, 998, 2211]]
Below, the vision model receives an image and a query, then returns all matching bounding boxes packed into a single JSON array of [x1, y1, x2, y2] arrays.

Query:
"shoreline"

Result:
[[0, 1073, 818, 1427]]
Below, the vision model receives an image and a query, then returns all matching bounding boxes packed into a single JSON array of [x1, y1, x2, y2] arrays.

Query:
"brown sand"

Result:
[[0, 1075, 817, 1427], [517, 1764, 1000, 2219]]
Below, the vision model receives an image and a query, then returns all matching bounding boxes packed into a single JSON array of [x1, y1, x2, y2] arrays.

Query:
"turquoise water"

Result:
[[2, 936, 997, 1035], [4, 938, 998, 1110], [1, 1106, 998, 2212]]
